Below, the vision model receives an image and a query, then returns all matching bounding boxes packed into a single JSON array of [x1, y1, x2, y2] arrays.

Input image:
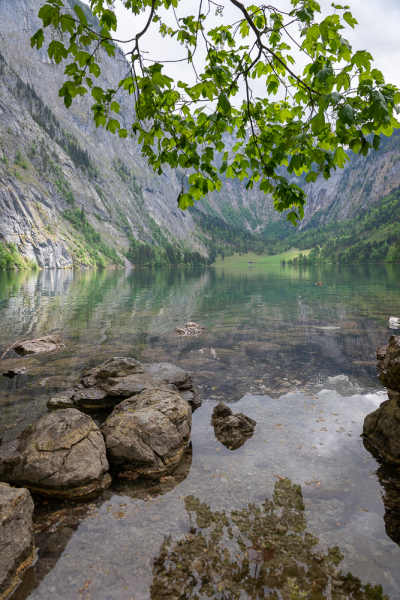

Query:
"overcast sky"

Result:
[[105, 0, 400, 96]]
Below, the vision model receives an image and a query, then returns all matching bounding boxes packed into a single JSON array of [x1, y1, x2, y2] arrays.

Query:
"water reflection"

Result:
[[150, 479, 387, 600], [363, 437, 400, 546], [1, 265, 400, 598]]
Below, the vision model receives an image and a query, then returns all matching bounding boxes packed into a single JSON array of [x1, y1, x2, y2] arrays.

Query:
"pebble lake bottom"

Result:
[[0, 263, 399, 600]]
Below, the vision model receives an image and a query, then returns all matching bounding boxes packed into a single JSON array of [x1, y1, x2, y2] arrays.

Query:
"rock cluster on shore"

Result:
[[0, 358, 201, 500], [363, 336, 400, 466], [0, 353, 257, 593]]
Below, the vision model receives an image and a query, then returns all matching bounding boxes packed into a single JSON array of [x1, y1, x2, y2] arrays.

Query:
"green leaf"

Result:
[[178, 192, 194, 210], [106, 119, 120, 133], [30, 29, 44, 50], [305, 171, 318, 183], [218, 92, 231, 114], [338, 104, 355, 125], [73, 4, 87, 26], [333, 146, 349, 168], [343, 11, 358, 28], [317, 67, 334, 84]]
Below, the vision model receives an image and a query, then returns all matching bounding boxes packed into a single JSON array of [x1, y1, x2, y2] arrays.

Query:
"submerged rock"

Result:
[[101, 388, 192, 479], [0, 483, 36, 600], [363, 336, 400, 466], [13, 334, 65, 356], [172, 322, 205, 337], [2, 367, 27, 378], [47, 357, 201, 411], [0, 409, 111, 500], [211, 403, 256, 450]]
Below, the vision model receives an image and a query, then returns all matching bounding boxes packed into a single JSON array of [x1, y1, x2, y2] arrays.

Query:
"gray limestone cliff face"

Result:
[[0, 164, 73, 268], [0, 0, 203, 266]]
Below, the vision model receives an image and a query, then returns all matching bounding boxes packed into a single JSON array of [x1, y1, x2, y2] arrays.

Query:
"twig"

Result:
[[0, 338, 27, 361]]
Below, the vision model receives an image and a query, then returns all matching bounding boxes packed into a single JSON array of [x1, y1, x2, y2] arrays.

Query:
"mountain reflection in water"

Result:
[[150, 479, 388, 600]]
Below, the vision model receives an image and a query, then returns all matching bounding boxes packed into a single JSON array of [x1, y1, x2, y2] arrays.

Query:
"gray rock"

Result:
[[46, 358, 201, 411], [83, 357, 144, 380], [141, 362, 193, 389], [46, 388, 76, 410], [178, 388, 202, 410], [364, 336, 400, 465], [13, 334, 65, 356], [376, 335, 400, 393], [72, 386, 112, 410], [211, 403, 256, 450], [101, 388, 192, 478], [0, 409, 111, 500], [363, 399, 400, 466], [106, 373, 174, 399], [0, 483, 36, 599]]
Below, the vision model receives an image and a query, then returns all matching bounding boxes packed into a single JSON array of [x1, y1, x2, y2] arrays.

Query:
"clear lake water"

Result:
[[0, 263, 400, 599]]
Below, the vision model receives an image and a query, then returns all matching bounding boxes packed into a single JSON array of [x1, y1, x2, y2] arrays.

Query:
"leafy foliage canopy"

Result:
[[32, 0, 400, 224]]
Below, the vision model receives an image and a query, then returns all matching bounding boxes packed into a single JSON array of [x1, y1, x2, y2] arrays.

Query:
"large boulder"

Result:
[[363, 337, 400, 465], [376, 335, 400, 393], [0, 409, 111, 500], [0, 483, 36, 600], [211, 403, 256, 450], [13, 334, 65, 356], [101, 388, 192, 479], [363, 399, 400, 466], [47, 358, 202, 411]]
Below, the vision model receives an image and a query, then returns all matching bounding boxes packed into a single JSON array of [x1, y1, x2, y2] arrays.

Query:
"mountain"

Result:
[[1, 0, 400, 269], [0, 0, 204, 268]]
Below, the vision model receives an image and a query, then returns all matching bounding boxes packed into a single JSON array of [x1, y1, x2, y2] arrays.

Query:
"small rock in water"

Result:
[[13, 334, 65, 356], [172, 322, 205, 337], [0, 483, 36, 599], [388, 317, 400, 329], [2, 367, 27, 378], [211, 403, 256, 450]]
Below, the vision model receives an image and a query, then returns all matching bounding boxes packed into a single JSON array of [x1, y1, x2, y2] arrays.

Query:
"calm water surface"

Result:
[[1, 263, 400, 599]]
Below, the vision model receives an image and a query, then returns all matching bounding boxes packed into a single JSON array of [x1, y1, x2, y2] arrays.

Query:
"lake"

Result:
[[1, 263, 400, 600]]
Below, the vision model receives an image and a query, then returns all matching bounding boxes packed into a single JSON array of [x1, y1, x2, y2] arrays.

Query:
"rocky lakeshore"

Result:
[[363, 336, 400, 466]]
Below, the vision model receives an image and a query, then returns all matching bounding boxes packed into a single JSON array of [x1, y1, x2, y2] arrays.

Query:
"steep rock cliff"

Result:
[[0, 0, 203, 267]]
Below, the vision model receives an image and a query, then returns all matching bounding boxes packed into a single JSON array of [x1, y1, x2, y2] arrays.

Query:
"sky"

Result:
[[104, 0, 400, 94]]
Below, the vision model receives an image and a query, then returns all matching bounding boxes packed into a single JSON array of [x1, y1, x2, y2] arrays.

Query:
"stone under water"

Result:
[[12, 334, 65, 356]]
